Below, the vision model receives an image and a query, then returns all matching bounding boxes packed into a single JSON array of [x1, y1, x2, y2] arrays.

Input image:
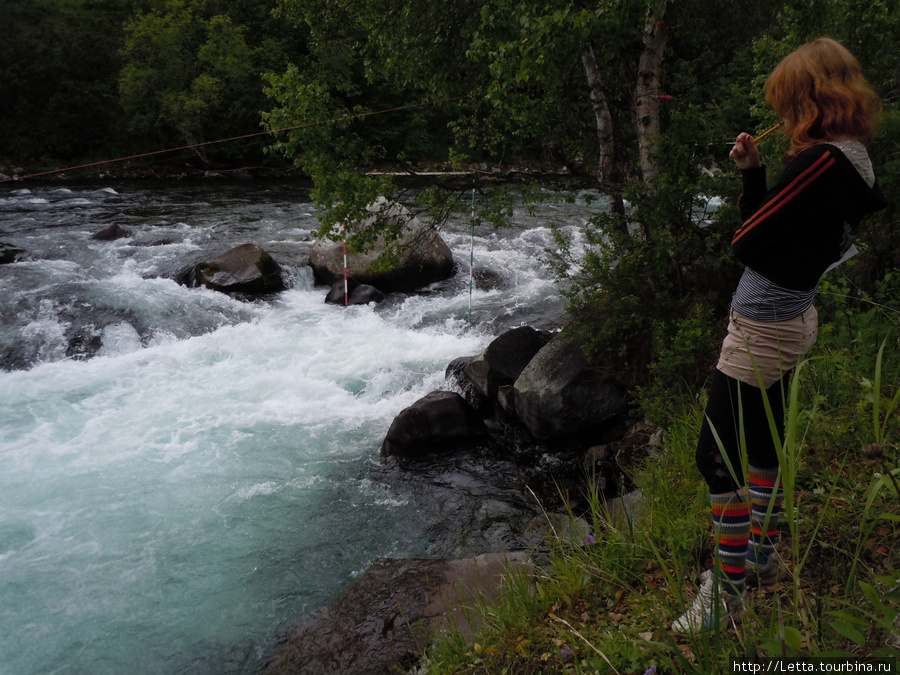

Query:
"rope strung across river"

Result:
[[0, 94, 476, 184]]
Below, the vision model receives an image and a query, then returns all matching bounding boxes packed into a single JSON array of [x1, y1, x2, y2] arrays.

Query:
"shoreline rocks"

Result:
[[399, 328, 630, 462], [262, 553, 530, 675], [381, 391, 487, 461], [270, 326, 656, 673], [513, 334, 628, 439], [325, 278, 385, 306], [463, 326, 550, 404], [90, 224, 130, 241]]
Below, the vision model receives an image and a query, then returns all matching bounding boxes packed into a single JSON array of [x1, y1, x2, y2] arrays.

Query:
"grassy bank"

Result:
[[414, 278, 900, 674]]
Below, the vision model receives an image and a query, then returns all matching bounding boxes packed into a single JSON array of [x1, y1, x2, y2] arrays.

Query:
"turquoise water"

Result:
[[0, 182, 591, 673]]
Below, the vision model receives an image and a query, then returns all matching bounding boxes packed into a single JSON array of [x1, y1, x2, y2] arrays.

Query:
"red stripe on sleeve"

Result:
[[732, 152, 835, 245]]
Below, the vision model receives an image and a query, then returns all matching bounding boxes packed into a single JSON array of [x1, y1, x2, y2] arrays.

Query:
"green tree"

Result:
[[119, 2, 257, 162], [0, 0, 130, 163], [263, 0, 681, 243], [118, 0, 305, 165], [263, 0, 473, 241], [262, 0, 777, 391]]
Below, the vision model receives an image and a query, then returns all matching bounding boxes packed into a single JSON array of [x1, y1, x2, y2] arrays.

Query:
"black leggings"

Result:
[[695, 368, 791, 494]]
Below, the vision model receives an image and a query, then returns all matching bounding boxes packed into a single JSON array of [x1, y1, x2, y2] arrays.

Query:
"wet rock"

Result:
[[471, 267, 507, 291], [61, 305, 143, 362], [496, 384, 516, 418], [381, 391, 487, 461], [370, 449, 547, 558], [66, 327, 104, 362], [262, 552, 529, 675], [463, 326, 550, 401], [584, 444, 613, 464], [179, 243, 286, 296], [581, 444, 618, 495], [0, 242, 25, 264], [444, 356, 489, 414], [309, 198, 453, 292], [513, 334, 628, 440], [325, 278, 384, 305], [131, 236, 178, 247], [91, 224, 130, 241]]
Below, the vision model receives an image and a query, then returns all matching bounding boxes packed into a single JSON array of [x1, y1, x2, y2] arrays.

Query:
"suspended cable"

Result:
[[0, 94, 475, 184]]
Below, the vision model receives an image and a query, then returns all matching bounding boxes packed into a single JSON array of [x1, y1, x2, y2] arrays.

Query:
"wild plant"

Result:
[[416, 329, 899, 673], [824, 336, 900, 659]]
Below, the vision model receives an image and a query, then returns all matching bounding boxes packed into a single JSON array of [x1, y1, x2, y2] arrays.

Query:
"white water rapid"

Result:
[[0, 181, 595, 674]]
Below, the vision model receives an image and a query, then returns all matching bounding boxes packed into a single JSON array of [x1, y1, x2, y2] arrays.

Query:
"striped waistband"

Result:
[[731, 267, 816, 322]]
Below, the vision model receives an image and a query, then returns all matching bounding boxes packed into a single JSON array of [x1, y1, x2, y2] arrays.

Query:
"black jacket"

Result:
[[733, 143, 888, 291]]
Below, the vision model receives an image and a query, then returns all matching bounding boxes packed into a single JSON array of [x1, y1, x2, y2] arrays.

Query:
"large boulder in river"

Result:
[[463, 326, 551, 401], [381, 391, 486, 461], [309, 198, 453, 292], [513, 334, 628, 440], [179, 243, 285, 296], [445, 356, 489, 414]]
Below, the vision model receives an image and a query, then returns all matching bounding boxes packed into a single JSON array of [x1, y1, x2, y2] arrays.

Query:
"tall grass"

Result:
[[415, 294, 900, 674]]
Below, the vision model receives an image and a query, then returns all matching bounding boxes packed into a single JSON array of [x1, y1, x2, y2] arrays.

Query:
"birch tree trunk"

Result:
[[634, 0, 669, 183], [582, 42, 625, 217]]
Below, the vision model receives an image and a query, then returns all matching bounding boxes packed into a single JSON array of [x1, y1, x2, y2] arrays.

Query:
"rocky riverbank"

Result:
[[261, 322, 660, 674]]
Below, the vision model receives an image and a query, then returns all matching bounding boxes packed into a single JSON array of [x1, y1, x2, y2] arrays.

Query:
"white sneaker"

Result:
[[672, 569, 746, 635]]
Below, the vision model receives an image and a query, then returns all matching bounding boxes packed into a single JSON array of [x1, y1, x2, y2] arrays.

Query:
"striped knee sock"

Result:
[[711, 491, 750, 596], [748, 465, 783, 565]]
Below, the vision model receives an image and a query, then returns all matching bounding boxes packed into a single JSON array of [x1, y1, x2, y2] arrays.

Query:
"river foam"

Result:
[[0, 180, 593, 673]]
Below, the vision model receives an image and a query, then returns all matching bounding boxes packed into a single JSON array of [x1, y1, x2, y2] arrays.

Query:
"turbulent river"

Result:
[[0, 179, 598, 674]]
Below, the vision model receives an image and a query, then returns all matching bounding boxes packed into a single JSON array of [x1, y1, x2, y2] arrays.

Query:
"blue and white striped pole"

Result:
[[342, 222, 348, 307], [468, 188, 475, 323]]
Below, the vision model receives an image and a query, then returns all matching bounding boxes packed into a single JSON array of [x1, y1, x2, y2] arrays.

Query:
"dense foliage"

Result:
[[1, 0, 305, 168], [2, 0, 899, 396]]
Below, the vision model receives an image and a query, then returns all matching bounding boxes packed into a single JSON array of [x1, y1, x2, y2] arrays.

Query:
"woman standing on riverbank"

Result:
[[673, 37, 887, 634]]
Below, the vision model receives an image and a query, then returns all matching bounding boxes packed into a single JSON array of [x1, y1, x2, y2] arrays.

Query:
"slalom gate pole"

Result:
[[468, 188, 475, 324], [342, 222, 349, 307]]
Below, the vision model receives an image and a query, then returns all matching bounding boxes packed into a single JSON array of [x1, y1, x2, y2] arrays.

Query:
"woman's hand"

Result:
[[729, 132, 761, 169]]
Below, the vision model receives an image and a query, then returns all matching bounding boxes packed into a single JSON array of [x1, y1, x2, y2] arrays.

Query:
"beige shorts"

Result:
[[716, 305, 818, 389]]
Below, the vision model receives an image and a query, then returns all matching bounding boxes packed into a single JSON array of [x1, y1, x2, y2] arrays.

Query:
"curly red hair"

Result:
[[765, 38, 880, 157]]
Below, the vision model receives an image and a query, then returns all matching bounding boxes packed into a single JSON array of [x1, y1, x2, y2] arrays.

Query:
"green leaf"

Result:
[[816, 649, 854, 658], [830, 620, 866, 646], [829, 610, 868, 625], [783, 626, 804, 650], [882, 590, 900, 602], [859, 581, 882, 609]]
